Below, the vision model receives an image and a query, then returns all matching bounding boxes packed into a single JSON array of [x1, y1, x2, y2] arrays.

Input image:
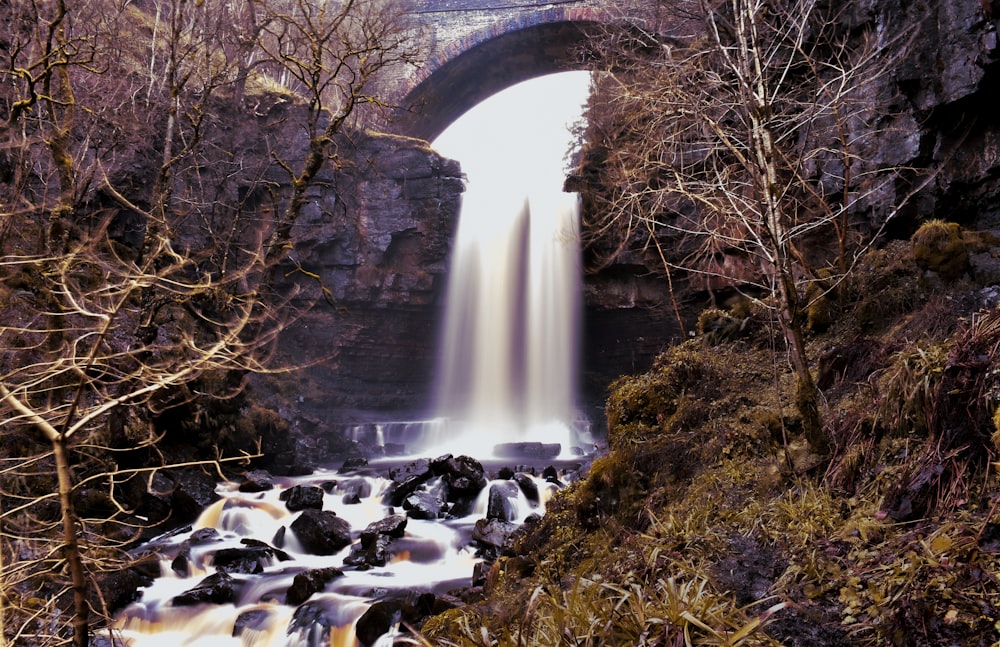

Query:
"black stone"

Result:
[[172, 571, 241, 606], [285, 567, 344, 605], [280, 484, 325, 512], [289, 509, 352, 555], [402, 491, 443, 520]]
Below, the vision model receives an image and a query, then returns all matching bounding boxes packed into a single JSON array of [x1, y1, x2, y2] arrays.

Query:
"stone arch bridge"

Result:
[[387, 0, 639, 141]]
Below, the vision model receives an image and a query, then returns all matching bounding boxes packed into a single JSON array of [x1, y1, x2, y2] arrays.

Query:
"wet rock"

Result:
[[471, 518, 518, 549], [233, 609, 270, 637], [286, 599, 349, 644], [280, 484, 325, 512], [402, 491, 443, 520], [285, 567, 344, 605], [541, 465, 560, 483], [360, 514, 408, 546], [339, 456, 369, 473], [238, 470, 274, 493], [170, 528, 223, 575], [97, 558, 157, 613], [383, 459, 433, 506], [497, 466, 515, 479], [344, 534, 394, 568], [512, 473, 539, 504], [289, 509, 352, 555], [168, 469, 222, 525], [492, 442, 561, 460], [213, 539, 289, 574], [431, 454, 488, 500], [471, 560, 490, 587], [339, 477, 372, 505], [172, 571, 241, 606], [355, 594, 436, 647], [486, 482, 519, 522]]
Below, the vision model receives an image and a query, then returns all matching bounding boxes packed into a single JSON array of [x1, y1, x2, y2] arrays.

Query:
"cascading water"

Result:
[[105, 72, 593, 647], [427, 191, 583, 456], [418, 73, 591, 458]]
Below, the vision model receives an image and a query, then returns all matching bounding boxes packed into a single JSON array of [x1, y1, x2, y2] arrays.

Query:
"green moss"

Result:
[[911, 219, 969, 280]]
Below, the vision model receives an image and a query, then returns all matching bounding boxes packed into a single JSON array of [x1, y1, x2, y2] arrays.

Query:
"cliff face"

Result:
[[253, 131, 464, 442], [577, 0, 1000, 401]]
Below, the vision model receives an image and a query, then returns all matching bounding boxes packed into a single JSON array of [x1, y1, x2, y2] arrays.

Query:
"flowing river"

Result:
[[106, 459, 579, 646]]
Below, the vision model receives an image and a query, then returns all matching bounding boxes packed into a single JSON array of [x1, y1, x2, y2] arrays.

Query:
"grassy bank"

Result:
[[419, 233, 1000, 646]]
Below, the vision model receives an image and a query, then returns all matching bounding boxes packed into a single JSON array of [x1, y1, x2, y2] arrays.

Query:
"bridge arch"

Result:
[[392, 7, 611, 141]]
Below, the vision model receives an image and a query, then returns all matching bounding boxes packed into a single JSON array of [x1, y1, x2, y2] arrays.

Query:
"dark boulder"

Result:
[[238, 470, 274, 493], [471, 518, 518, 549], [97, 557, 157, 613], [289, 509, 352, 555], [280, 484, 325, 512], [212, 539, 289, 575], [486, 482, 519, 522], [168, 469, 222, 526], [172, 571, 241, 606], [360, 514, 408, 546], [430, 454, 487, 500], [285, 567, 345, 605], [383, 459, 433, 506], [512, 473, 540, 504], [354, 593, 435, 647], [402, 491, 443, 520], [344, 534, 395, 568], [339, 457, 368, 473]]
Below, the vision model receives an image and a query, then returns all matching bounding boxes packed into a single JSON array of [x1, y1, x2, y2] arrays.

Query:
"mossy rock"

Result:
[[911, 219, 969, 280], [605, 345, 717, 449]]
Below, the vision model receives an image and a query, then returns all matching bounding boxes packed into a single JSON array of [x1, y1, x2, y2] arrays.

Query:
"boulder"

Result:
[[354, 594, 435, 647], [486, 482, 519, 522], [280, 485, 325, 512], [471, 518, 518, 549], [402, 491, 443, 520], [431, 455, 487, 500], [238, 470, 274, 493], [383, 459, 433, 506], [212, 539, 289, 575], [360, 514, 408, 547], [344, 534, 394, 568], [512, 473, 539, 504], [289, 510, 352, 555], [172, 571, 241, 606], [285, 567, 345, 605]]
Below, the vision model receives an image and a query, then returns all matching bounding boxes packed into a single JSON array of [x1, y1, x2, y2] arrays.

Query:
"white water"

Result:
[[418, 72, 591, 458], [107, 469, 563, 646]]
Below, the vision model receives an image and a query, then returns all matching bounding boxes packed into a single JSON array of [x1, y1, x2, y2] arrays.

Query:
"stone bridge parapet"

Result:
[[385, 0, 635, 140]]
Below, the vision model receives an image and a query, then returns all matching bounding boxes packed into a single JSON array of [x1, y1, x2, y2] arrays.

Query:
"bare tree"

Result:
[[255, 0, 420, 267], [579, 0, 922, 454], [0, 0, 420, 644]]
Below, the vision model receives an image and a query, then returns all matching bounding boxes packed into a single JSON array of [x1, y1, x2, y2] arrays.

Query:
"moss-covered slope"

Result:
[[420, 232, 1000, 646]]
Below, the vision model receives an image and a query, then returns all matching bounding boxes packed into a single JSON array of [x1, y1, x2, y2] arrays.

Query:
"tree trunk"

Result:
[[52, 438, 89, 647], [775, 272, 828, 455]]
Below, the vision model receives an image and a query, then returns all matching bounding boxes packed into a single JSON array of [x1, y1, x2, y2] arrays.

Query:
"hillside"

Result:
[[420, 230, 1000, 646]]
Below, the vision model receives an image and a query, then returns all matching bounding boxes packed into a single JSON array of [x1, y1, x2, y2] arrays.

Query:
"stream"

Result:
[[105, 452, 588, 646]]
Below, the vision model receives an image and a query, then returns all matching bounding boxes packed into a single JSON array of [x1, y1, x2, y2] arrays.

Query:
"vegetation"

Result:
[[576, 0, 924, 455], [0, 0, 417, 644], [411, 1, 1000, 645], [417, 233, 1000, 646]]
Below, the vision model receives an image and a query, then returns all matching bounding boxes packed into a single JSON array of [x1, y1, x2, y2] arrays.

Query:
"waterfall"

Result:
[[421, 72, 591, 458], [429, 191, 582, 456]]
